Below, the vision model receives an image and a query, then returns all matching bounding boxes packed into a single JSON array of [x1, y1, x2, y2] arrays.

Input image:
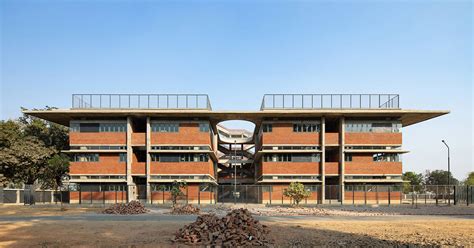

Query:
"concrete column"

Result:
[[126, 117, 134, 202], [146, 117, 151, 203], [339, 117, 345, 204], [321, 117, 326, 204], [16, 189, 20, 204]]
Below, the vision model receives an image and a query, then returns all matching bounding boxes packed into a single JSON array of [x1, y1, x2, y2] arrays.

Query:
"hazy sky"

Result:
[[1, 1, 472, 179]]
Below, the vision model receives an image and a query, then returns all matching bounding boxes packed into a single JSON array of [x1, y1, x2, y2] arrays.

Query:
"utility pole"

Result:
[[442, 140, 451, 205]]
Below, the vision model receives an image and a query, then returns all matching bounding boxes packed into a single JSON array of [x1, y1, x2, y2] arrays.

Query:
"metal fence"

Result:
[[260, 94, 400, 110], [72, 94, 212, 110], [1, 185, 472, 206]]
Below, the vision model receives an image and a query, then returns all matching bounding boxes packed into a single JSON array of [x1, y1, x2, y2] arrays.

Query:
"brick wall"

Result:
[[70, 153, 126, 174], [261, 162, 320, 174], [325, 162, 340, 175], [150, 161, 215, 177], [151, 123, 211, 145], [262, 123, 320, 145], [70, 132, 126, 145], [345, 154, 402, 174], [345, 133, 402, 145]]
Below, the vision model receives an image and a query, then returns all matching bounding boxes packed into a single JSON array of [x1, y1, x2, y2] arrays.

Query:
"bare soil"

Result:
[[0, 218, 472, 247]]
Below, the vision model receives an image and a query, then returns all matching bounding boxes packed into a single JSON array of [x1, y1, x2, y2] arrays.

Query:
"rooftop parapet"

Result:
[[72, 94, 212, 110], [260, 94, 399, 110]]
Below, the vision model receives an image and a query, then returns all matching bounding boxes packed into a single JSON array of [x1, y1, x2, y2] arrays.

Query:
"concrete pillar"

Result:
[[321, 117, 326, 204], [146, 117, 152, 203], [16, 189, 20, 204], [339, 117, 345, 204], [126, 117, 134, 202]]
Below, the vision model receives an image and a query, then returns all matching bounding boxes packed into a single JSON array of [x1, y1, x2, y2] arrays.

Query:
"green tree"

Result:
[[0, 136, 54, 185], [160, 180, 187, 207], [283, 182, 311, 205], [40, 154, 70, 190], [402, 171, 423, 193], [464, 172, 474, 186], [424, 170, 459, 186], [0, 109, 69, 188]]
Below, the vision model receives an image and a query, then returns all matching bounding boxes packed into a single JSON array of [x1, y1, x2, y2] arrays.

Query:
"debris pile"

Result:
[[173, 208, 271, 246], [171, 204, 200, 215], [102, 200, 149, 215]]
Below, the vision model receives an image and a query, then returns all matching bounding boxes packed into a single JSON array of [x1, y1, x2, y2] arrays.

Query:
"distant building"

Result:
[[24, 93, 448, 204]]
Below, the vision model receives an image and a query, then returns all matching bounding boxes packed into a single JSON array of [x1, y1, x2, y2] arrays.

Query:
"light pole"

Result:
[[442, 140, 451, 205], [233, 140, 237, 204]]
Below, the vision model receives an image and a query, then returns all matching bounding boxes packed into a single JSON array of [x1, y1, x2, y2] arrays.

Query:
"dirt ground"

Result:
[[0, 205, 473, 247], [0, 218, 472, 247]]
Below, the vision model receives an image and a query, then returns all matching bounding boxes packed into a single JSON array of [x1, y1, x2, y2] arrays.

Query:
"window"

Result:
[[264, 153, 320, 162], [345, 121, 401, 133], [373, 153, 400, 162], [72, 154, 99, 162], [151, 123, 179, 132], [69, 123, 125, 132], [293, 123, 320, 132], [79, 123, 100, 132], [99, 123, 126, 132], [262, 124, 272, 132], [119, 153, 127, 162], [151, 154, 209, 162], [199, 123, 210, 132], [344, 154, 353, 162]]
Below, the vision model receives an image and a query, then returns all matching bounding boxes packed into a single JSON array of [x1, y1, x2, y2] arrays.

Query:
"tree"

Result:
[[0, 136, 54, 185], [0, 109, 69, 188], [283, 182, 311, 206], [424, 170, 459, 186], [402, 171, 423, 193], [464, 172, 474, 186], [40, 154, 70, 190], [160, 180, 187, 207]]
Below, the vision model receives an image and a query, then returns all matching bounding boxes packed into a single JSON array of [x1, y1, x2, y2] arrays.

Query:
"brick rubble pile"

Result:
[[173, 208, 271, 246], [171, 204, 201, 215], [102, 200, 149, 215]]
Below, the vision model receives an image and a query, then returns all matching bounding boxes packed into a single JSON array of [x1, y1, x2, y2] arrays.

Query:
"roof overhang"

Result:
[[22, 108, 449, 128]]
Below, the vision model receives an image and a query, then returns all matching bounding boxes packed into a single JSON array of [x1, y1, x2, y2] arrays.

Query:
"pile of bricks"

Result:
[[102, 200, 149, 215], [173, 208, 271, 246], [171, 204, 201, 215]]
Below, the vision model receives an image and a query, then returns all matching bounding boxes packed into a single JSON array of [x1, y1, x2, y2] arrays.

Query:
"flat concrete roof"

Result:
[[22, 108, 449, 128]]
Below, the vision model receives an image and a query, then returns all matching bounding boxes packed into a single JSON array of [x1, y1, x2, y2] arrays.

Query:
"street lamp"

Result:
[[233, 140, 238, 204], [442, 140, 451, 205]]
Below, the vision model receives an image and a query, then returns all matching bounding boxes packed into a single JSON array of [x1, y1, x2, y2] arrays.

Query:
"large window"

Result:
[[262, 124, 272, 132], [373, 153, 401, 162], [151, 123, 179, 132], [199, 123, 210, 132], [345, 121, 401, 133], [70, 123, 126, 132], [71, 154, 99, 162], [263, 153, 320, 162], [293, 123, 320, 132], [151, 153, 209, 162]]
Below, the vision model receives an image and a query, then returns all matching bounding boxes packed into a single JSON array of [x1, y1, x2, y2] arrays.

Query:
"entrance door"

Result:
[[133, 177, 147, 201]]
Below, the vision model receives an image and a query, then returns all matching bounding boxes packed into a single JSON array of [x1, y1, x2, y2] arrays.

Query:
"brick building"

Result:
[[24, 94, 448, 204]]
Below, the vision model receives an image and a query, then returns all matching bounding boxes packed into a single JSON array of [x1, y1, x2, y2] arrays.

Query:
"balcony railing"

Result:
[[72, 94, 212, 110], [260, 94, 399, 110]]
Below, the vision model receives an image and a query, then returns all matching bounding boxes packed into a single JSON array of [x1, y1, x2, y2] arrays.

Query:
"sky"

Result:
[[1, 0, 472, 180]]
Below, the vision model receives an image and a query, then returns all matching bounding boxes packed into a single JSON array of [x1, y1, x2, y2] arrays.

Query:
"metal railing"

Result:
[[72, 94, 212, 110], [260, 94, 400, 110]]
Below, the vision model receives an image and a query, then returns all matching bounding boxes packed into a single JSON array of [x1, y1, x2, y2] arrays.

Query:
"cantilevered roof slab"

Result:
[[23, 108, 449, 128]]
